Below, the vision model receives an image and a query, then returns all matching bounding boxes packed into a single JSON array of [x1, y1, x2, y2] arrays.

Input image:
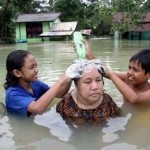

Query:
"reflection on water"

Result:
[[0, 116, 15, 150], [0, 39, 150, 150], [102, 113, 132, 143], [34, 105, 72, 142], [101, 143, 142, 150]]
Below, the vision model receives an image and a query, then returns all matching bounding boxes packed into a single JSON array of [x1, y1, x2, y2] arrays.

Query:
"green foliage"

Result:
[[0, 0, 34, 43], [0, 0, 149, 43], [53, 0, 110, 35], [54, 0, 86, 30], [111, 0, 145, 34]]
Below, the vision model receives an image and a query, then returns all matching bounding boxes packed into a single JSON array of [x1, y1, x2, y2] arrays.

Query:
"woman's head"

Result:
[[75, 65, 104, 104], [67, 59, 104, 104], [4, 50, 32, 89]]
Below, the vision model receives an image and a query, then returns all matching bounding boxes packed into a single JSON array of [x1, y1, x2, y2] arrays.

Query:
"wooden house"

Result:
[[39, 21, 77, 41], [113, 12, 150, 40], [16, 13, 61, 43], [80, 29, 92, 39]]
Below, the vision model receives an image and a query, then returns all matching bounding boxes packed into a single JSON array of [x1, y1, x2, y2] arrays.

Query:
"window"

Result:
[[26, 23, 42, 38]]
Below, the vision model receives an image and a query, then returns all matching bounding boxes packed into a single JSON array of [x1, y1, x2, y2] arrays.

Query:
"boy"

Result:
[[84, 41, 150, 104]]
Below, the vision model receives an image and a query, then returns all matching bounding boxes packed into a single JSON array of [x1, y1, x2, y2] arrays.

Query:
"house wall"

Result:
[[16, 21, 55, 42], [16, 18, 62, 43], [141, 32, 150, 40], [42, 19, 61, 32], [16, 23, 27, 40], [42, 22, 51, 32], [129, 31, 150, 40], [55, 18, 61, 23], [40, 19, 61, 41]]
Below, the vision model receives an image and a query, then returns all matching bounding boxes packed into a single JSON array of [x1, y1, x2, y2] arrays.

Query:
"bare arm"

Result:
[[84, 40, 127, 80], [84, 40, 96, 60], [28, 75, 71, 114], [82, 41, 150, 103], [55, 74, 72, 98], [82, 41, 145, 102], [105, 68, 150, 104]]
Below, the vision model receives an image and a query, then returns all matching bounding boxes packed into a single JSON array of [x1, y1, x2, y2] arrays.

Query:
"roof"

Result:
[[113, 12, 150, 23], [113, 12, 125, 22], [80, 29, 92, 35], [17, 13, 61, 23], [113, 12, 150, 32], [39, 21, 77, 36], [129, 23, 150, 32], [39, 31, 74, 36], [50, 21, 77, 32], [142, 12, 150, 22]]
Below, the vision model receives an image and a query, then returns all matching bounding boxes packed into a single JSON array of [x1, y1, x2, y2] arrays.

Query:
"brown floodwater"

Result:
[[0, 39, 150, 150]]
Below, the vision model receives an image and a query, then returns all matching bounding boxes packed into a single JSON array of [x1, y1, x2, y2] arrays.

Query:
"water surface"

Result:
[[0, 39, 150, 150]]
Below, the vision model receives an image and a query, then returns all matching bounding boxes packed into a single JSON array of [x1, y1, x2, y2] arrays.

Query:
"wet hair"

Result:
[[3, 50, 31, 90], [73, 69, 104, 86], [129, 49, 150, 74]]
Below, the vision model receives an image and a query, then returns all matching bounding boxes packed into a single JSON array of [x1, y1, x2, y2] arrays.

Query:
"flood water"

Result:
[[0, 39, 150, 150]]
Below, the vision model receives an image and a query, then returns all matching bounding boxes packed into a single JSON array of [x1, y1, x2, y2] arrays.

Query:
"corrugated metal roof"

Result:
[[113, 12, 125, 22], [129, 23, 150, 32], [17, 13, 61, 23], [113, 12, 150, 32], [142, 13, 150, 22], [51, 21, 77, 31], [39, 21, 77, 36], [80, 29, 92, 35], [39, 31, 74, 36], [113, 12, 150, 23]]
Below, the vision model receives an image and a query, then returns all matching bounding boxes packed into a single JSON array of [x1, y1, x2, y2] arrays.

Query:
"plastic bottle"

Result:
[[73, 31, 86, 60]]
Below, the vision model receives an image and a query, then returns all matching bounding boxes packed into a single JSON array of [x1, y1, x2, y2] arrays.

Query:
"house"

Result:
[[113, 12, 150, 40], [15, 13, 61, 43], [80, 29, 92, 39], [39, 21, 78, 41]]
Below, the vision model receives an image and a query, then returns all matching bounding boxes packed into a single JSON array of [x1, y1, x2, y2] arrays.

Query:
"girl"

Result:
[[4, 50, 71, 117]]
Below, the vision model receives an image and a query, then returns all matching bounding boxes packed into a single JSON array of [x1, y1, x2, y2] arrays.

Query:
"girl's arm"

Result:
[[28, 75, 71, 114], [55, 74, 72, 98]]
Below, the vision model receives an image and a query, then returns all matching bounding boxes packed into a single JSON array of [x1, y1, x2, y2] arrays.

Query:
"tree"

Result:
[[53, 0, 106, 35], [0, 0, 34, 43], [111, 0, 145, 38], [30, 0, 52, 13], [54, 0, 87, 30]]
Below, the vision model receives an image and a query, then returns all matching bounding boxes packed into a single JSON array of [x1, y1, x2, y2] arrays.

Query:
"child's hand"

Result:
[[73, 40, 95, 60], [103, 66, 114, 79], [83, 40, 96, 60]]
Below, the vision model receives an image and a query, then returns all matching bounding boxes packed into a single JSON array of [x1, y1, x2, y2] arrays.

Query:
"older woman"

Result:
[[56, 59, 120, 125]]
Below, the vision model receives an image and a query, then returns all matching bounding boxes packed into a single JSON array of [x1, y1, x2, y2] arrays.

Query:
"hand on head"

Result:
[[102, 66, 114, 79], [65, 59, 105, 79]]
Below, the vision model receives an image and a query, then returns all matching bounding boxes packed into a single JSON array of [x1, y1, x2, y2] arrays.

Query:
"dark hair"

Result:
[[3, 50, 31, 90], [129, 49, 150, 74]]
